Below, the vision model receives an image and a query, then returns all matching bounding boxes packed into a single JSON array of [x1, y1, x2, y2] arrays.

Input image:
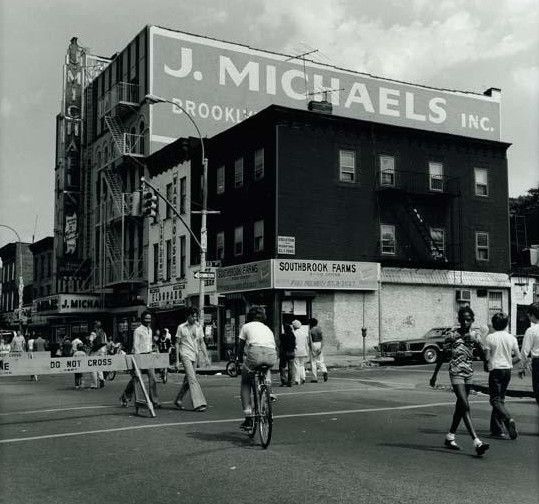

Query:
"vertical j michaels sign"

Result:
[[149, 26, 501, 152]]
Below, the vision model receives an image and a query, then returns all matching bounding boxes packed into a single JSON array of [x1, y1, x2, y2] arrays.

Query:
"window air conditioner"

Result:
[[456, 289, 471, 302]]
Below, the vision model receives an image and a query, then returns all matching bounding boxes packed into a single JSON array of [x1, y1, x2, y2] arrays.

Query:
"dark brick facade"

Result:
[[201, 105, 510, 274]]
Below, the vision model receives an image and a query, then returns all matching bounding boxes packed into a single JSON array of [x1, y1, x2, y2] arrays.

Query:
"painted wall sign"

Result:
[[149, 26, 501, 154], [273, 259, 380, 290]]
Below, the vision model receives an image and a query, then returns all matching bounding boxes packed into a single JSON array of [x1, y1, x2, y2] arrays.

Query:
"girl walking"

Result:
[[430, 306, 490, 456]]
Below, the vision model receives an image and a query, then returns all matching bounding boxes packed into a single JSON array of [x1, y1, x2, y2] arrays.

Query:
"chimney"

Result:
[[308, 100, 332, 114]]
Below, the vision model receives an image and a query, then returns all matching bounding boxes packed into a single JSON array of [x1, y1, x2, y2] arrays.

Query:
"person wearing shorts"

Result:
[[430, 306, 490, 456], [238, 306, 277, 430]]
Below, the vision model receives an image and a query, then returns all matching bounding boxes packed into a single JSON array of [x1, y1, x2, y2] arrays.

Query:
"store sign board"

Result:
[[32, 294, 105, 315], [150, 25, 501, 155], [273, 260, 380, 290], [148, 281, 187, 309], [216, 260, 272, 293]]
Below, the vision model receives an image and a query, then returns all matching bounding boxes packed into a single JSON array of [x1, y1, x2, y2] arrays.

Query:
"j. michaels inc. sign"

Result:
[[149, 25, 501, 153], [32, 294, 105, 315], [217, 259, 380, 293]]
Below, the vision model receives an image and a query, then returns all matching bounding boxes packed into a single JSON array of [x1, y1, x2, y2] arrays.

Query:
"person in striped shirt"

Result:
[[430, 306, 490, 456]]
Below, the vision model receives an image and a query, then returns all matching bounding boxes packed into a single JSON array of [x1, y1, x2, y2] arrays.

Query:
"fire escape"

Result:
[[99, 82, 145, 289], [375, 169, 462, 268]]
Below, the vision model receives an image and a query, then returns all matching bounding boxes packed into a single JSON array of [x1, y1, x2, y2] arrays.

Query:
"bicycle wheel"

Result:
[[258, 384, 273, 449], [226, 360, 238, 378], [248, 377, 258, 438]]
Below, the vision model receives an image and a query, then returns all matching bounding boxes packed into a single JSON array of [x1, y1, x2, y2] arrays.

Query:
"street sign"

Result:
[[194, 270, 215, 280]]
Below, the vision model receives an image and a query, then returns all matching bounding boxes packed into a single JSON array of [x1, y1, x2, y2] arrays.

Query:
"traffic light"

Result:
[[142, 190, 158, 223]]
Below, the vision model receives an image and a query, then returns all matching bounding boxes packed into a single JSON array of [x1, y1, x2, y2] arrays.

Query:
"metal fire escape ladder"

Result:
[[102, 167, 126, 216], [402, 195, 446, 261], [104, 229, 122, 278], [104, 115, 125, 156]]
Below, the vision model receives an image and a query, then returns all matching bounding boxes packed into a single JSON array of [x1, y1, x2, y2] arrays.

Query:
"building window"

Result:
[[179, 236, 186, 278], [381, 224, 396, 255], [379, 155, 395, 186], [234, 226, 243, 256], [339, 149, 356, 183], [254, 148, 264, 180], [476, 231, 489, 261], [429, 162, 444, 192], [217, 166, 225, 194], [166, 183, 173, 219], [179, 177, 186, 214], [152, 244, 159, 283], [474, 167, 488, 197], [216, 231, 224, 261], [254, 220, 264, 252], [430, 227, 446, 259], [234, 158, 243, 188], [165, 239, 172, 281]]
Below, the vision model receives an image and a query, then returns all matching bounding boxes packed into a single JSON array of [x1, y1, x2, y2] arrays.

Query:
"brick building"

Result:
[[0, 242, 33, 328], [151, 103, 511, 355]]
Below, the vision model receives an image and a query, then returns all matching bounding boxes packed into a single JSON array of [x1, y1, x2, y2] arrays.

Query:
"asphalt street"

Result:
[[0, 364, 537, 504]]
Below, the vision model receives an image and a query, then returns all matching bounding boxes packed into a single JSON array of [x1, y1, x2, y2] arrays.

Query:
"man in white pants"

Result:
[[309, 318, 328, 383]]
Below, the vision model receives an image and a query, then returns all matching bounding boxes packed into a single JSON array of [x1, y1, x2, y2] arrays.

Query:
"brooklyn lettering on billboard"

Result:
[[149, 26, 500, 153]]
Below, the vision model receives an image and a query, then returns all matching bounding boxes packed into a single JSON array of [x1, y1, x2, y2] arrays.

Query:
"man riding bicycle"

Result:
[[238, 306, 277, 430]]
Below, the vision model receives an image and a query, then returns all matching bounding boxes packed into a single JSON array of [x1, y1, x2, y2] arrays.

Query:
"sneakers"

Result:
[[506, 419, 518, 440], [240, 417, 253, 430], [119, 394, 128, 407], [490, 433, 509, 440], [174, 400, 184, 410], [270, 394, 277, 402], [323, 372, 328, 382], [444, 439, 460, 450], [194, 405, 207, 412], [475, 442, 490, 457]]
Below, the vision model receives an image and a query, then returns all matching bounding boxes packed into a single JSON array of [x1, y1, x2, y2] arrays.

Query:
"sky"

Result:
[[0, 0, 537, 246]]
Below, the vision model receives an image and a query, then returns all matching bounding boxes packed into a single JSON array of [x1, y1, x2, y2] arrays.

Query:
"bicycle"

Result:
[[243, 364, 273, 449], [225, 349, 240, 378]]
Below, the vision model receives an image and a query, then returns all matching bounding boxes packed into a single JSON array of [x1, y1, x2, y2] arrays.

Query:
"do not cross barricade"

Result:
[[0, 352, 169, 418]]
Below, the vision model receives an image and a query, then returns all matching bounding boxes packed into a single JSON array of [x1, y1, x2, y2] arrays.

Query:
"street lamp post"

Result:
[[0, 224, 24, 330], [143, 94, 209, 327]]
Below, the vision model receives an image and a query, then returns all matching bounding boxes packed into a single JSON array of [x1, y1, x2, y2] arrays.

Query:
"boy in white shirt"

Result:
[[484, 312, 521, 439]]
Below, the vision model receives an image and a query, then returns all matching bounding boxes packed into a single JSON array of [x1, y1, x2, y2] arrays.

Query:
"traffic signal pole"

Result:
[[140, 177, 203, 251]]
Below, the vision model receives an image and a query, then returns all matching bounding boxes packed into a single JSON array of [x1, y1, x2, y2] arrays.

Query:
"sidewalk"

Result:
[[195, 354, 535, 398]]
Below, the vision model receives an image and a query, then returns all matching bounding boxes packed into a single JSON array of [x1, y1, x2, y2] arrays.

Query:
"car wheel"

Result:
[[422, 347, 439, 364]]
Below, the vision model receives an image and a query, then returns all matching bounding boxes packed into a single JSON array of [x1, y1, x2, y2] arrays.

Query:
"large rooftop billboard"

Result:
[[149, 26, 501, 152]]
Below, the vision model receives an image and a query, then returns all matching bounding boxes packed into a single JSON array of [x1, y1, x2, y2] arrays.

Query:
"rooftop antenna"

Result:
[[285, 48, 319, 100]]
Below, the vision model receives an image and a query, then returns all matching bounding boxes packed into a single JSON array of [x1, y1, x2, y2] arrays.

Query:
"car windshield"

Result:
[[424, 328, 450, 339]]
